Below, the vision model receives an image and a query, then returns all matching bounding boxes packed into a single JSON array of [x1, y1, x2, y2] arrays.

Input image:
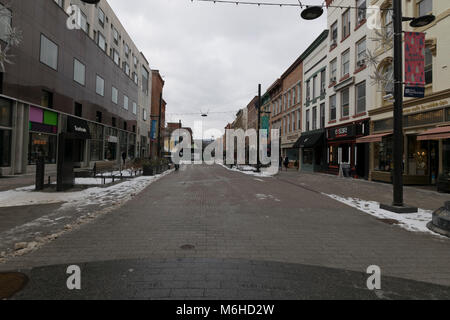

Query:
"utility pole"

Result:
[[256, 84, 262, 173]]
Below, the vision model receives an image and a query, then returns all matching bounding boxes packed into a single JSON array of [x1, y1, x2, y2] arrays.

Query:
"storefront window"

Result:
[[120, 131, 128, 158], [374, 136, 393, 172], [0, 98, 12, 127], [0, 130, 11, 167], [329, 146, 338, 166], [407, 135, 428, 176], [89, 122, 103, 161], [286, 148, 299, 162], [443, 139, 450, 175], [303, 149, 313, 165], [128, 133, 136, 159], [28, 133, 57, 164]]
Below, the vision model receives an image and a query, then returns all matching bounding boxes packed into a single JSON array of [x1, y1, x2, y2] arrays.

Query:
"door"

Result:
[[429, 140, 439, 185]]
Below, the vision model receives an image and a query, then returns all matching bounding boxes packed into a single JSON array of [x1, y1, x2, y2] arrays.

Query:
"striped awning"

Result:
[[356, 132, 392, 143], [417, 126, 450, 141]]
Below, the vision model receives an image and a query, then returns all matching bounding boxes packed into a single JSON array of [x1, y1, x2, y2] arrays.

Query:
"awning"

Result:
[[294, 131, 324, 148], [417, 126, 450, 141], [67, 116, 91, 139], [356, 132, 392, 143]]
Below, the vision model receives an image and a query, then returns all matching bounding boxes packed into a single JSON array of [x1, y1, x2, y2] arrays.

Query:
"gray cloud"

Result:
[[108, 0, 327, 138]]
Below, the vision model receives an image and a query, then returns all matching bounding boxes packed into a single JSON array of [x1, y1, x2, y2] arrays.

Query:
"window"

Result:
[[385, 10, 393, 38], [297, 83, 302, 103], [142, 67, 149, 94], [382, 62, 394, 93], [306, 81, 311, 101], [96, 75, 104, 96], [133, 102, 137, 115], [124, 43, 129, 58], [292, 89, 296, 106], [28, 133, 57, 165], [79, 10, 88, 33], [98, 8, 105, 27], [425, 47, 432, 85], [112, 86, 118, 104], [96, 111, 102, 123], [123, 95, 129, 110], [306, 109, 310, 131], [0, 3, 11, 43], [320, 70, 326, 95], [123, 62, 130, 76], [143, 109, 148, 121], [341, 88, 350, 117], [330, 95, 337, 121], [113, 49, 120, 65], [40, 34, 58, 70], [320, 103, 325, 129], [312, 76, 317, 99], [112, 26, 119, 45], [417, 0, 432, 16], [297, 110, 301, 130], [330, 59, 337, 83], [342, 50, 350, 77], [330, 21, 338, 46], [0, 97, 12, 127], [97, 32, 106, 51], [312, 106, 317, 130], [356, 81, 366, 114], [53, 0, 64, 7], [41, 90, 53, 108], [0, 129, 11, 167], [73, 59, 85, 86], [342, 9, 350, 39], [74, 103, 82, 117], [356, 38, 366, 66], [287, 115, 290, 133], [133, 55, 138, 67], [356, 0, 366, 25]]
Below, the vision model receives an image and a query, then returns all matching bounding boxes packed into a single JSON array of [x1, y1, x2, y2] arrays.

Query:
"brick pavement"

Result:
[[1, 164, 449, 293]]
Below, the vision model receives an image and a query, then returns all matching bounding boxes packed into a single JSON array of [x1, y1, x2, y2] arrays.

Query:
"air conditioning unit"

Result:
[[357, 59, 366, 67]]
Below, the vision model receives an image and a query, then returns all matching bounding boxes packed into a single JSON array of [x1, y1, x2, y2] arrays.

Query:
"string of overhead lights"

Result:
[[190, 0, 392, 11]]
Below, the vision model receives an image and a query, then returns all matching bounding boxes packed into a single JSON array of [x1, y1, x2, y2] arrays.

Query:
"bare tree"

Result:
[[0, 2, 22, 72]]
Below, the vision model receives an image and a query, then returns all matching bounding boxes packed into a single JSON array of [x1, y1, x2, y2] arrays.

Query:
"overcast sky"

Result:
[[108, 0, 327, 138]]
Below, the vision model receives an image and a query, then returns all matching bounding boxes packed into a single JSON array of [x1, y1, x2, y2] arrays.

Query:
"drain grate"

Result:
[[0, 272, 29, 299], [180, 244, 195, 250]]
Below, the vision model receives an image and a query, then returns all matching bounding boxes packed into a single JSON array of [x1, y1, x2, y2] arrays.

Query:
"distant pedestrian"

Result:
[[279, 155, 283, 169], [284, 156, 289, 171], [121, 152, 127, 165]]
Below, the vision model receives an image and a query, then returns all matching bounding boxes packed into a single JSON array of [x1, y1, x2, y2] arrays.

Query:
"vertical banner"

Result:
[[150, 120, 158, 140], [404, 32, 425, 98]]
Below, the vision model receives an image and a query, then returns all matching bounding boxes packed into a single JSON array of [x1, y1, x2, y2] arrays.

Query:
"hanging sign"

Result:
[[404, 32, 425, 98]]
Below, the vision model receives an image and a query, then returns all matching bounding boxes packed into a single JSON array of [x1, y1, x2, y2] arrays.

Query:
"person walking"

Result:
[[121, 152, 127, 166], [284, 156, 289, 171], [279, 155, 283, 170]]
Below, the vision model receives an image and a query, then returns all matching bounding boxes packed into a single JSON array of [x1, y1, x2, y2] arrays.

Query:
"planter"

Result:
[[143, 165, 154, 176]]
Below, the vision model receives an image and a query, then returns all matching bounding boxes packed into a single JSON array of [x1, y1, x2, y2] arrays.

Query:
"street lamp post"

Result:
[[256, 84, 262, 172]]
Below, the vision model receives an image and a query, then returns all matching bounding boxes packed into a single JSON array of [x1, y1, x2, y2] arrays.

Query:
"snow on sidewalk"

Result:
[[219, 163, 277, 177], [0, 170, 172, 209], [323, 194, 439, 236]]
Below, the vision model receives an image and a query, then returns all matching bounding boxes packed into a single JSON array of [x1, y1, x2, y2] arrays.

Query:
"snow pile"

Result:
[[0, 170, 173, 208], [219, 163, 277, 177], [324, 194, 438, 235]]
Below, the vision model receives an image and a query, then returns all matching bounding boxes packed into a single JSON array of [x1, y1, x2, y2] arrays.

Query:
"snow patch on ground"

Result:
[[324, 193, 438, 235], [0, 170, 172, 208], [219, 163, 277, 177]]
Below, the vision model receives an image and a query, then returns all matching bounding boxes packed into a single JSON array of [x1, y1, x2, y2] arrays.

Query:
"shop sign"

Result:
[[328, 125, 355, 140], [107, 135, 118, 143], [404, 100, 448, 115], [29, 122, 57, 134], [67, 116, 91, 139]]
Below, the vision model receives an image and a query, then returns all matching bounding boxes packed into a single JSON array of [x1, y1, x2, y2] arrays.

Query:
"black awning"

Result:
[[67, 116, 91, 139], [294, 131, 324, 148]]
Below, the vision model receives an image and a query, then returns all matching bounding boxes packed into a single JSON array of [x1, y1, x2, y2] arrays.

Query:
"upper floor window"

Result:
[[425, 47, 432, 84], [384, 9, 393, 38], [341, 50, 350, 77], [417, 0, 432, 16], [112, 86, 118, 104], [330, 59, 337, 83], [297, 82, 302, 103], [342, 9, 350, 39], [305, 109, 310, 132], [341, 88, 350, 117], [306, 80, 311, 101], [356, 38, 366, 67], [97, 32, 106, 52], [320, 103, 325, 129], [132, 102, 137, 115], [40, 34, 58, 70], [113, 49, 120, 65], [312, 106, 317, 130], [356, 0, 366, 25], [123, 95, 129, 110], [356, 81, 366, 114], [96, 75, 105, 96], [124, 43, 130, 58], [330, 21, 338, 46], [123, 62, 130, 76], [312, 75, 317, 99], [98, 8, 105, 28], [112, 26, 119, 45], [142, 66, 149, 95], [73, 59, 85, 86], [79, 10, 88, 34], [53, 0, 64, 7], [320, 69, 326, 95], [330, 95, 337, 121]]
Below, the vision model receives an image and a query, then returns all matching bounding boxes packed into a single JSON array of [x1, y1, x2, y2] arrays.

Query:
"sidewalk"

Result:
[[0, 172, 58, 192], [275, 171, 449, 211]]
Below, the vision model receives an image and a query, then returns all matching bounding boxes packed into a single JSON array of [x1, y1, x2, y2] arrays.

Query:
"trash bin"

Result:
[[341, 163, 351, 178]]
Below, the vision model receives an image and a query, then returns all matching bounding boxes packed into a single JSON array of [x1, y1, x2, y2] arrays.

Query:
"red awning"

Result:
[[417, 126, 450, 141], [356, 132, 392, 143]]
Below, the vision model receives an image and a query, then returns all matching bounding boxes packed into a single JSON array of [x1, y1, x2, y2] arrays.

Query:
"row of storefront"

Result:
[[0, 96, 140, 176], [294, 95, 450, 191]]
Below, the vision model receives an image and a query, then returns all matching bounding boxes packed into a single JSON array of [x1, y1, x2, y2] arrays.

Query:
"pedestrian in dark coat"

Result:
[[284, 156, 289, 171], [121, 152, 127, 165]]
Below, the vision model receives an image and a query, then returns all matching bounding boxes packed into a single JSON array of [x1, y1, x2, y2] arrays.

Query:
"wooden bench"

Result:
[[93, 161, 120, 184]]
